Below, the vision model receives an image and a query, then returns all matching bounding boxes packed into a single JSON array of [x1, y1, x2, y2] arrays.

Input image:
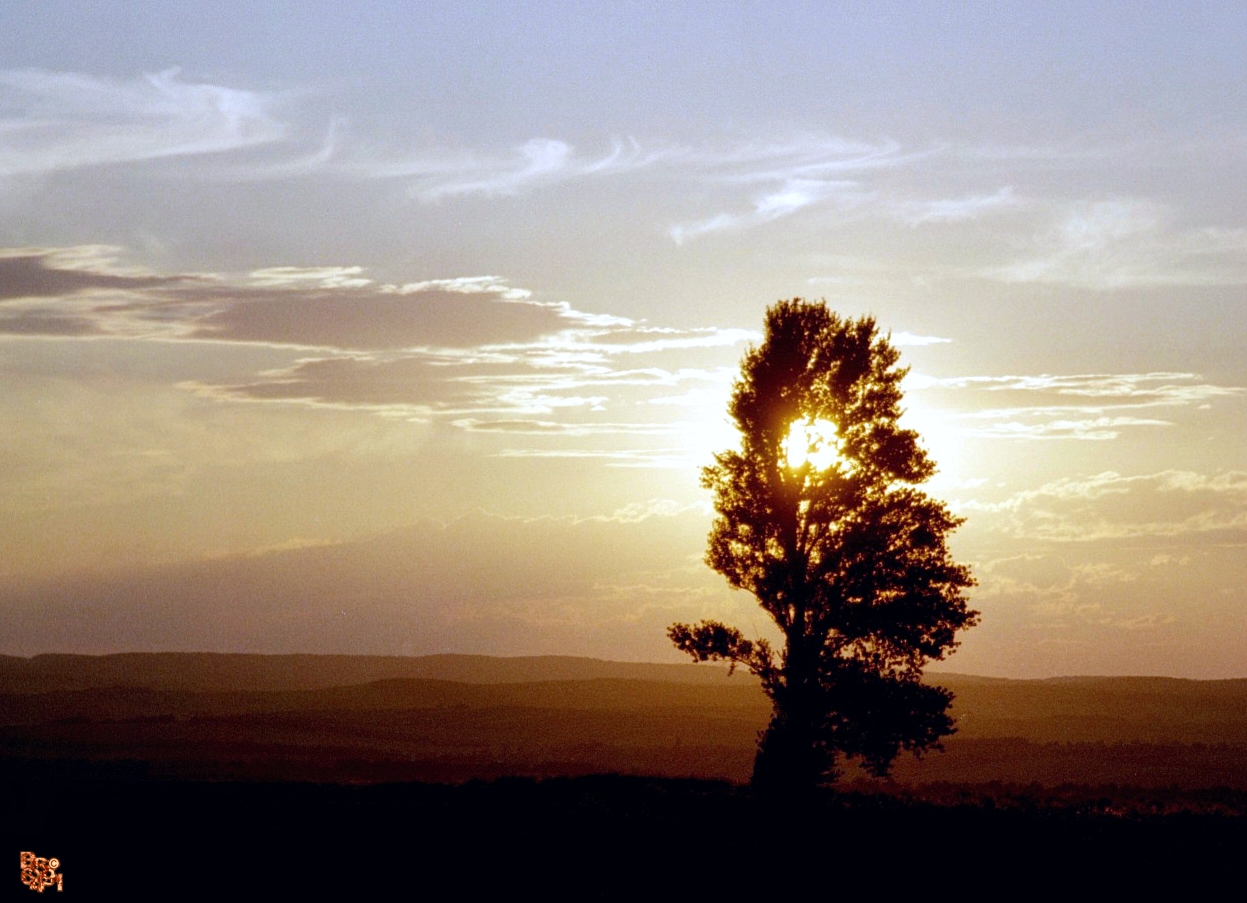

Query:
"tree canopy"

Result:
[[669, 299, 977, 791]]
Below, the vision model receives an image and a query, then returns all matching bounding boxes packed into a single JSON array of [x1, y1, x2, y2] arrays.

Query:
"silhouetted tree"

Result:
[[669, 299, 977, 792]]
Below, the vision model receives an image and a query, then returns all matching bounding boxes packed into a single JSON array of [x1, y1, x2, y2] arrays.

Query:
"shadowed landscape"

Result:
[[5, 653, 1246, 893], [6, 653, 1247, 790]]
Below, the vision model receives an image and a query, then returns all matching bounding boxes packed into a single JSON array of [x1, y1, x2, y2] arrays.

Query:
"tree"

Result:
[[669, 299, 977, 793]]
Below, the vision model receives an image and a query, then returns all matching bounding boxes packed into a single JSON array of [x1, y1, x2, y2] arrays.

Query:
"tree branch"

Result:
[[667, 620, 776, 682]]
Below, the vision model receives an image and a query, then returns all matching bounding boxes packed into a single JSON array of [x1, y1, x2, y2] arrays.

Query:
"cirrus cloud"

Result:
[[0, 68, 285, 177], [987, 199, 1247, 288], [908, 371, 1243, 441]]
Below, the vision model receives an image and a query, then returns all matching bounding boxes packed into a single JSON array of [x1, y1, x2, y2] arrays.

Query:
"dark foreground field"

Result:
[[6, 764, 1245, 896], [4, 653, 1246, 895]]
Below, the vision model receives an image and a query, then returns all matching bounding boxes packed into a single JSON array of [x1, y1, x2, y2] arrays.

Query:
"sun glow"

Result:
[[782, 418, 844, 471]]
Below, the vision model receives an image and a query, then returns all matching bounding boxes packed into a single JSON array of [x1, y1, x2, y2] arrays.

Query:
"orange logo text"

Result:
[[20, 853, 62, 893]]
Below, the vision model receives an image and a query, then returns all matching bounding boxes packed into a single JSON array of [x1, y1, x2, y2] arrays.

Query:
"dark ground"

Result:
[[4, 655, 1245, 896], [4, 760, 1244, 897]]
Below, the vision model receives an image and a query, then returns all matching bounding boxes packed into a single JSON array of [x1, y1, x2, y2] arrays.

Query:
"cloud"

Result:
[[663, 135, 922, 243], [449, 418, 571, 434], [2, 248, 1234, 472], [0, 68, 1037, 254], [0, 247, 188, 299], [0, 248, 585, 349], [926, 372, 1241, 402], [0, 67, 910, 232], [753, 179, 853, 219], [901, 186, 1019, 225], [0, 311, 101, 335], [670, 178, 870, 244], [972, 553, 1181, 637], [890, 332, 951, 347], [986, 199, 1247, 288], [186, 285, 568, 351], [962, 415, 1172, 441], [564, 327, 756, 354], [965, 470, 1247, 541], [456, 419, 680, 437], [415, 138, 573, 200], [908, 372, 1243, 441], [184, 329, 748, 423], [246, 266, 374, 290], [0, 68, 285, 177], [388, 275, 531, 300], [0, 246, 755, 466], [342, 135, 663, 202], [183, 356, 448, 419], [0, 246, 213, 339], [494, 447, 707, 468], [647, 386, 730, 407], [668, 214, 743, 245], [690, 135, 912, 179]]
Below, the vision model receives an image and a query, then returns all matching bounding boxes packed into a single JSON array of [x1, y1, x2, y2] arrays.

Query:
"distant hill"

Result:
[[0, 652, 745, 693], [4, 652, 1247, 743], [945, 674, 1247, 744]]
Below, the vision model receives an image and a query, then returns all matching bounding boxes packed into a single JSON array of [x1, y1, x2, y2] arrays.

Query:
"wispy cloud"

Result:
[[901, 186, 1020, 226], [3, 69, 1112, 259], [663, 136, 916, 243], [494, 447, 708, 469], [909, 372, 1243, 440], [246, 266, 374, 289], [890, 332, 951, 347], [986, 199, 1247, 288], [919, 372, 1241, 401], [0, 68, 285, 177], [386, 275, 532, 300], [670, 178, 867, 244], [688, 135, 913, 179], [6, 67, 1241, 288], [340, 135, 664, 201], [973, 553, 1179, 636], [966, 470, 1247, 541], [454, 419, 679, 436], [959, 415, 1171, 441], [416, 138, 573, 201]]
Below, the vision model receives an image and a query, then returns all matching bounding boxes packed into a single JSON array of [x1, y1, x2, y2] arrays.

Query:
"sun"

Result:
[[782, 417, 844, 471]]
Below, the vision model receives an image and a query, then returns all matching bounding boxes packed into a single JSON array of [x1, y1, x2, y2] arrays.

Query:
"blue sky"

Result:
[[1, 2, 1245, 676]]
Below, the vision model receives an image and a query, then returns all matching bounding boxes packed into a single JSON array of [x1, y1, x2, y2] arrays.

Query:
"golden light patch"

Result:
[[782, 418, 843, 471]]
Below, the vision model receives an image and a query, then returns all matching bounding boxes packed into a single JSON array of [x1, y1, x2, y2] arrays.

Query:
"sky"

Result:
[[1, 1, 1244, 677]]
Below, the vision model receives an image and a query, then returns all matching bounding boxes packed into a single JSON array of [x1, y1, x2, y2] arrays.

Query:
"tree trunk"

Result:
[[751, 635, 832, 793]]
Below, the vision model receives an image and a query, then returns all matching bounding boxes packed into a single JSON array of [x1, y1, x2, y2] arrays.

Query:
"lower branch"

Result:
[[667, 620, 776, 684]]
